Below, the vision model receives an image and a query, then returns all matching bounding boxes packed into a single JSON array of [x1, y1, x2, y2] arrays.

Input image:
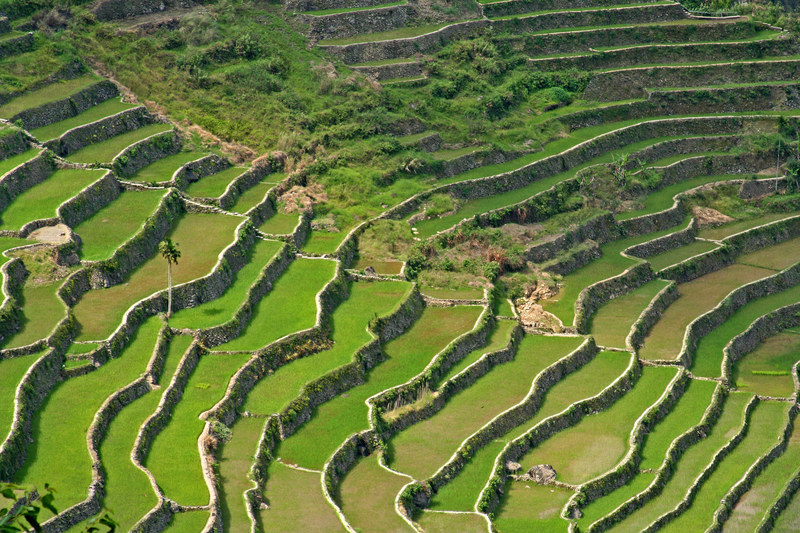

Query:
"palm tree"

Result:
[[159, 238, 181, 318]]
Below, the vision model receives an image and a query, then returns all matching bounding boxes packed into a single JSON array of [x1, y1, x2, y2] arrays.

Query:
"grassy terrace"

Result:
[[697, 212, 794, 240], [608, 392, 753, 532], [0, 75, 100, 118], [302, 228, 347, 255], [615, 173, 746, 221], [317, 22, 452, 45], [338, 453, 411, 532], [146, 352, 250, 506], [352, 257, 404, 275], [129, 151, 207, 182], [727, 422, 800, 531], [29, 98, 138, 142], [489, 1, 676, 20], [416, 511, 487, 533], [13, 317, 162, 520], [66, 123, 174, 164], [218, 417, 267, 533], [258, 212, 299, 235], [434, 319, 517, 386], [735, 331, 800, 397], [639, 264, 774, 361], [646, 239, 719, 272], [0, 148, 40, 177], [184, 166, 247, 198], [88, 333, 191, 530], [429, 350, 631, 511], [168, 238, 285, 330], [589, 279, 670, 349], [420, 286, 484, 299], [663, 401, 789, 532], [303, 1, 405, 15], [229, 181, 272, 214], [72, 189, 168, 261], [72, 212, 242, 341], [276, 305, 483, 469], [494, 483, 574, 532], [259, 461, 341, 531], [576, 378, 718, 529], [242, 280, 412, 415], [0, 167, 105, 230], [542, 218, 692, 326], [389, 334, 584, 480], [167, 511, 210, 531], [212, 257, 336, 352], [512, 366, 677, 485], [0, 351, 43, 440], [2, 281, 63, 350]]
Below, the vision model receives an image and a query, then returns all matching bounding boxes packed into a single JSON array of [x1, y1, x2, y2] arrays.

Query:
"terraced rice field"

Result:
[[6, 2, 800, 531]]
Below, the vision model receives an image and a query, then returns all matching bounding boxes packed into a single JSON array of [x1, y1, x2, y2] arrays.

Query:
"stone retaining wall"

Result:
[[352, 61, 422, 81], [625, 218, 698, 260], [583, 59, 800, 101], [91, 0, 194, 21], [11, 81, 119, 132], [56, 170, 121, 229], [627, 281, 679, 351], [112, 130, 181, 178], [0, 32, 34, 60], [45, 106, 152, 158], [524, 213, 618, 263], [287, 0, 389, 12], [172, 155, 230, 190], [483, 0, 651, 18], [541, 240, 601, 276], [528, 38, 796, 73], [216, 164, 271, 210], [0, 60, 86, 107], [0, 150, 56, 212], [575, 261, 654, 332], [0, 129, 28, 162], [303, 4, 412, 42], [320, 20, 489, 65]]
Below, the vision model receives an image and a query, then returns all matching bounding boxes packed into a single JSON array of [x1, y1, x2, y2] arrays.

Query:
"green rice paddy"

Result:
[[0, 75, 100, 118], [645, 239, 719, 272], [184, 166, 247, 198], [734, 331, 800, 397], [0, 350, 43, 439], [0, 148, 40, 177], [66, 123, 173, 164], [258, 212, 299, 235], [338, 453, 410, 532], [3, 281, 64, 349], [589, 279, 670, 349], [229, 182, 271, 214], [29, 98, 138, 142], [129, 151, 207, 183]]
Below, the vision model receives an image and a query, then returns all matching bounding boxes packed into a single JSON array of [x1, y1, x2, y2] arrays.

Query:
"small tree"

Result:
[[159, 238, 181, 318]]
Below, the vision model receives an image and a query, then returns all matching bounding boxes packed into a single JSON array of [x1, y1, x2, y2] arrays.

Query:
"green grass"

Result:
[[66, 342, 99, 355], [0, 75, 100, 118], [302, 229, 347, 255], [0, 167, 105, 230], [146, 352, 250, 505], [168, 239, 285, 330], [184, 166, 247, 198], [432, 146, 481, 160], [166, 511, 210, 532], [212, 257, 337, 351], [608, 392, 752, 532], [663, 401, 789, 532], [73, 189, 168, 261], [0, 351, 43, 439], [589, 279, 670, 349], [91, 333, 191, 530], [430, 350, 631, 511], [416, 511, 487, 533], [421, 286, 484, 299], [72, 212, 242, 341], [645, 239, 720, 271], [29, 98, 138, 142], [218, 417, 265, 533], [276, 305, 483, 469], [691, 280, 800, 378], [435, 319, 517, 386], [698, 212, 795, 240], [734, 331, 800, 397], [242, 280, 411, 415], [726, 422, 800, 531], [516, 366, 677, 485], [388, 334, 584, 480], [304, 1, 405, 15], [616, 174, 744, 221], [352, 257, 404, 275], [496, 298, 515, 317], [0, 148, 40, 177], [2, 281, 64, 349], [317, 22, 451, 45], [258, 212, 299, 235], [338, 453, 410, 532], [66, 123, 173, 164], [494, 483, 574, 532], [736, 236, 800, 271], [229, 183, 271, 214], [542, 218, 693, 326], [260, 461, 341, 531], [639, 263, 773, 361], [577, 379, 717, 529], [129, 151, 207, 183], [13, 317, 162, 519]]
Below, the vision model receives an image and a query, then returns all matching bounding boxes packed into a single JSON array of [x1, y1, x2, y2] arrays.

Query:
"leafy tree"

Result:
[[159, 238, 181, 318], [1, 483, 116, 532]]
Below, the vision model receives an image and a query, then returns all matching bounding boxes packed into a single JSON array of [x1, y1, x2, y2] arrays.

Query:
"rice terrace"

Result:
[[6, 0, 800, 531]]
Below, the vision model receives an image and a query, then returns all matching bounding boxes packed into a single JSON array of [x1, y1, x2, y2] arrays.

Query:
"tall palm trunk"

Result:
[[167, 262, 173, 318]]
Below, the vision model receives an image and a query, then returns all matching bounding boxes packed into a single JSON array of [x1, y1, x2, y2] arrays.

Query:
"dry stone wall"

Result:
[[303, 5, 412, 42], [45, 106, 152, 158], [10, 81, 118, 132], [112, 130, 181, 178]]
